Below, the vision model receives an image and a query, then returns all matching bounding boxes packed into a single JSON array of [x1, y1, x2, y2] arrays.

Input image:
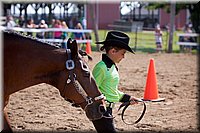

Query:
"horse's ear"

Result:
[[71, 40, 78, 58], [66, 38, 78, 58], [67, 38, 72, 49]]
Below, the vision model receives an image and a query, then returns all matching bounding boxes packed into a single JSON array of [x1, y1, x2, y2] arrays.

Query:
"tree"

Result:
[[31, 3, 41, 23], [146, 2, 200, 33], [88, 3, 100, 51], [146, 2, 199, 53], [3, 3, 11, 16], [168, 3, 176, 53], [187, 2, 200, 33]]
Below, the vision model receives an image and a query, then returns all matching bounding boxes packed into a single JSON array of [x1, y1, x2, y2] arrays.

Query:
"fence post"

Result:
[[134, 27, 138, 52], [165, 30, 169, 52]]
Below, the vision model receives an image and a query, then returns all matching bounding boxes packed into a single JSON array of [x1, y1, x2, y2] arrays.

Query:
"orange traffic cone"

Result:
[[86, 41, 92, 55], [143, 58, 165, 102]]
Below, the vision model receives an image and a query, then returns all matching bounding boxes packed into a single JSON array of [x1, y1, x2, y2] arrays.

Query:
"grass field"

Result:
[[32, 29, 198, 54], [88, 30, 198, 54]]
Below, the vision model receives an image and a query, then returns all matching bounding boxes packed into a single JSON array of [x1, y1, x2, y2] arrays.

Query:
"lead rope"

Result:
[[117, 100, 146, 125]]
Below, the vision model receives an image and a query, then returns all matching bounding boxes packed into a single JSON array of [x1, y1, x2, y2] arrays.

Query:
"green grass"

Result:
[[30, 29, 198, 54], [89, 30, 198, 54]]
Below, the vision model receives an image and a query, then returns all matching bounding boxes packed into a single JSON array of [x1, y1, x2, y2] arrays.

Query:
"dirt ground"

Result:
[[5, 52, 199, 133]]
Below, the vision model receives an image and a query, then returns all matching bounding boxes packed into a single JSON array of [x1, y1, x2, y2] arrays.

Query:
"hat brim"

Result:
[[96, 40, 135, 54]]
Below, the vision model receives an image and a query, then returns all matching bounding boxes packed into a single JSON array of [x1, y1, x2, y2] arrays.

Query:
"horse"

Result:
[[2, 30, 106, 132]]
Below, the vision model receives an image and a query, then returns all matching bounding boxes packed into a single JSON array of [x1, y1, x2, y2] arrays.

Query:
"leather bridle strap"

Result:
[[64, 48, 105, 108], [118, 100, 146, 125]]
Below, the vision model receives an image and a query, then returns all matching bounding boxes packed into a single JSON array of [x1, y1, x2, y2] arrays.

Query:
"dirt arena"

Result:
[[5, 52, 199, 132]]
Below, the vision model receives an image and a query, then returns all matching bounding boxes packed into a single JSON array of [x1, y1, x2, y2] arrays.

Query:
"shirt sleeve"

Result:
[[92, 64, 105, 88]]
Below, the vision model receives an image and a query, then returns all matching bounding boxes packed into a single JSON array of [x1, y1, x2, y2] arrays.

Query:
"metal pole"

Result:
[[134, 27, 138, 52]]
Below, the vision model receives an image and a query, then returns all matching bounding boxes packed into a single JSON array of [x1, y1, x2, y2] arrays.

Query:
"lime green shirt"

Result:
[[92, 54, 124, 102]]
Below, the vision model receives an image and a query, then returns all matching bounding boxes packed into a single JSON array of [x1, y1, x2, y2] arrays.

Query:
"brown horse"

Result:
[[2, 30, 106, 132]]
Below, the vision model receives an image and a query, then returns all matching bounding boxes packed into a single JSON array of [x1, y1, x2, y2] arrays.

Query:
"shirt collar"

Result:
[[102, 54, 118, 71]]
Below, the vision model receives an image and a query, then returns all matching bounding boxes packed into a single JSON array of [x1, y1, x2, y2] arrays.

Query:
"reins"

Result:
[[117, 100, 146, 125]]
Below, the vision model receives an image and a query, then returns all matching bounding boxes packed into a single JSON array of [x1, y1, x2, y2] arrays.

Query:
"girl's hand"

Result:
[[129, 97, 142, 105]]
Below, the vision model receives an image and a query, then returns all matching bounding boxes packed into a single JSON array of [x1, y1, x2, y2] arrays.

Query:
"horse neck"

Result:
[[4, 36, 67, 96], [30, 48, 67, 86]]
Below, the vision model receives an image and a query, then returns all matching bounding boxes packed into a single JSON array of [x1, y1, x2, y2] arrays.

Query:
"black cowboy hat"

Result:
[[96, 31, 135, 54]]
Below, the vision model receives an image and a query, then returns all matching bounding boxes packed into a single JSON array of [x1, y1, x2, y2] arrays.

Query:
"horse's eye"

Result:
[[83, 64, 88, 69], [80, 60, 89, 72]]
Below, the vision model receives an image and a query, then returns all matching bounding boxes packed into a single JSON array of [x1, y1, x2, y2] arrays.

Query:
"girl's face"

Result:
[[109, 48, 126, 63]]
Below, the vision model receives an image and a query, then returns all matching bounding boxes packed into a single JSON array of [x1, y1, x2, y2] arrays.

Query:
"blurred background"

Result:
[[1, 1, 200, 53]]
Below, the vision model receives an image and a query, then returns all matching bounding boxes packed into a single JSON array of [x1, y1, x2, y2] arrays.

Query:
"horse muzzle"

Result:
[[85, 102, 108, 121]]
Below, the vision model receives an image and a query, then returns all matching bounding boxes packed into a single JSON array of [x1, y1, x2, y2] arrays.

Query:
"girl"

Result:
[[92, 31, 140, 132], [155, 26, 163, 53]]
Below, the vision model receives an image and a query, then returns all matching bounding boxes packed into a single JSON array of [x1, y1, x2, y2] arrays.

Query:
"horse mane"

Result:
[[3, 30, 92, 60], [3, 30, 60, 49]]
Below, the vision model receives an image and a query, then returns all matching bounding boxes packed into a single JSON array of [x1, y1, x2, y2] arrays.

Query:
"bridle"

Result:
[[60, 42, 146, 123], [61, 46, 105, 120]]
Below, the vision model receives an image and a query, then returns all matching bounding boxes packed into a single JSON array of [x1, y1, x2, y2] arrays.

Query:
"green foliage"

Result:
[[145, 3, 166, 10], [145, 2, 200, 33]]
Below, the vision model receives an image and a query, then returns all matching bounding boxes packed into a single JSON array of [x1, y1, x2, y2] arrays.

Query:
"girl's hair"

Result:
[[100, 45, 123, 53]]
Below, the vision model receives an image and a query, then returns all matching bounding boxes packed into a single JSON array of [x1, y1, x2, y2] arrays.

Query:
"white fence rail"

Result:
[[0, 26, 93, 33], [177, 33, 199, 46], [0, 26, 93, 44]]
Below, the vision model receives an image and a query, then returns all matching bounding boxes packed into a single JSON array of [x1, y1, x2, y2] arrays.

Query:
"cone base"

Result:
[[142, 98, 165, 102]]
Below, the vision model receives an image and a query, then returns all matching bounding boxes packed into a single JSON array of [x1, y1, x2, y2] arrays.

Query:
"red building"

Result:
[[7, 2, 188, 30], [86, 3, 120, 30], [160, 9, 187, 30], [86, 3, 188, 30]]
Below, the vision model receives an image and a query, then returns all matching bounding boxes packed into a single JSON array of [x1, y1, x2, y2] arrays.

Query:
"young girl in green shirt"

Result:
[[92, 31, 140, 132]]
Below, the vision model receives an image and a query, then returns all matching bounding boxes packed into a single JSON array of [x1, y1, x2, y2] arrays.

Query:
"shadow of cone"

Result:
[[86, 41, 92, 55], [143, 58, 165, 102]]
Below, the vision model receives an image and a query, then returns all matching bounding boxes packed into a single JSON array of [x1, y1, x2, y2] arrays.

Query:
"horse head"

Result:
[[60, 38, 106, 121], [3, 31, 107, 132]]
